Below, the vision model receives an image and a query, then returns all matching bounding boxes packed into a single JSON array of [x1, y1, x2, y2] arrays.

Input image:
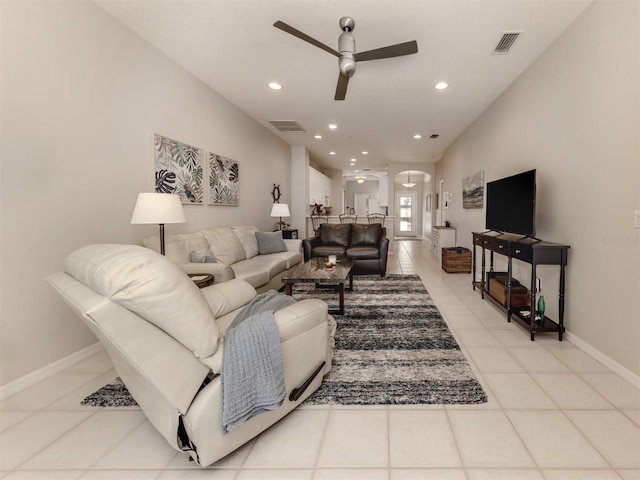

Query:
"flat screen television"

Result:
[[485, 169, 536, 236]]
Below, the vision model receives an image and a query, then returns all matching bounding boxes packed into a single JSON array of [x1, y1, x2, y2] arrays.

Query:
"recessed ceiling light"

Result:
[[361, 151, 368, 155], [413, 134, 422, 139], [328, 124, 338, 129], [350, 158, 357, 162], [329, 151, 336, 155], [314, 135, 322, 139], [268, 82, 283, 90], [435, 82, 449, 90]]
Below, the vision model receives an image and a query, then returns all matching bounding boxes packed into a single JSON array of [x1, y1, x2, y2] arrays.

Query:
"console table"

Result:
[[472, 231, 570, 341]]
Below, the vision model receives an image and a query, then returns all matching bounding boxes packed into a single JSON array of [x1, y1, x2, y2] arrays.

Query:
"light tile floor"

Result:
[[1, 240, 639, 479]]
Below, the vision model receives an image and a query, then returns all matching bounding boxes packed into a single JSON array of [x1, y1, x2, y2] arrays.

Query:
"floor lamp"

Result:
[[270, 202, 290, 231], [130, 193, 186, 255]]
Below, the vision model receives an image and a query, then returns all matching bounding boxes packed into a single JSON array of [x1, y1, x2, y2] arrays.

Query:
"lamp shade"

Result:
[[270, 203, 290, 218], [130, 193, 186, 224]]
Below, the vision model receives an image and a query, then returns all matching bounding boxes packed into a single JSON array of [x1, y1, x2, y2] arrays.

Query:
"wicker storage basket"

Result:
[[442, 247, 472, 273]]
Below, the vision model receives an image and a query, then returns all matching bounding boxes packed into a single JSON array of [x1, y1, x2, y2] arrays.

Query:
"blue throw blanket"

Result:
[[220, 290, 296, 434]]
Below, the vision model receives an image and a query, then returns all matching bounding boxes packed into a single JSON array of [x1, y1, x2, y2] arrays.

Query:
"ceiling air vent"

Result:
[[430, 134, 440, 139], [269, 120, 306, 133], [492, 31, 522, 55]]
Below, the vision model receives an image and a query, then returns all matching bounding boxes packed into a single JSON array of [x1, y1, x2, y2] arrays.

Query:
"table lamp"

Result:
[[131, 193, 186, 255], [270, 202, 290, 231]]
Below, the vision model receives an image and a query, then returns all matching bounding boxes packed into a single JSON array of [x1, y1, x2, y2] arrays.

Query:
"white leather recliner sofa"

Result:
[[46, 244, 334, 467], [143, 225, 302, 293]]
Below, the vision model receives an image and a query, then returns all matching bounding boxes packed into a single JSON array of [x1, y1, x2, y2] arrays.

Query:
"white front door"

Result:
[[396, 191, 418, 236]]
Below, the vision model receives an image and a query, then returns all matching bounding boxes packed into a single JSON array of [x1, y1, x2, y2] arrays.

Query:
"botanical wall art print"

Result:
[[154, 134, 204, 204], [462, 170, 484, 209], [208, 153, 239, 205]]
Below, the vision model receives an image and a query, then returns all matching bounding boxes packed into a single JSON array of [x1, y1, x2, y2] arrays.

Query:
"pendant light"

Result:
[[402, 171, 416, 189]]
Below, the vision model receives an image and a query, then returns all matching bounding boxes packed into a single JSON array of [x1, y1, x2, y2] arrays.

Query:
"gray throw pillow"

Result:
[[255, 231, 287, 255], [190, 251, 217, 263]]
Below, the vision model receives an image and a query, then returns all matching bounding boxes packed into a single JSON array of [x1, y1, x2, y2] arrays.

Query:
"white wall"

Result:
[[0, 1, 291, 385], [436, 0, 639, 376]]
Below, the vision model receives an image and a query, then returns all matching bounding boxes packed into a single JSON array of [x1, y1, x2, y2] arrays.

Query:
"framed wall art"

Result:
[[208, 153, 239, 205], [463, 170, 484, 209], [154, 134, 204, 204]]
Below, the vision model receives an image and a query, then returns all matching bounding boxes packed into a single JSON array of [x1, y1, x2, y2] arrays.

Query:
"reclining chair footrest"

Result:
[[289, 361, 326, 402]]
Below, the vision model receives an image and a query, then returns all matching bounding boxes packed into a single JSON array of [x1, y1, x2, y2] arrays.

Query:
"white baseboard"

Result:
[[0, 342, 103, 400], [565, 331, 640, 389]]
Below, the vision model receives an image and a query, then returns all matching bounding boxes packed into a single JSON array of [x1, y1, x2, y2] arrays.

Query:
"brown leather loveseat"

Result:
[[302, 223, 389, 278]]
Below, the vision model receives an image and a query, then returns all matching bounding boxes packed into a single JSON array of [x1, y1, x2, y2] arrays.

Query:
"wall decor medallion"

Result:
[[154, 134, 204, 204], [272, 184, 282, 203], [462, 170, 484, 209], [208, 153, 239, 205]]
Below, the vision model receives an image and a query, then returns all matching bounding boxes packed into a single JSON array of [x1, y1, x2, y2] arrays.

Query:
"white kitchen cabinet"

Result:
[[309, 167, 331, 207]]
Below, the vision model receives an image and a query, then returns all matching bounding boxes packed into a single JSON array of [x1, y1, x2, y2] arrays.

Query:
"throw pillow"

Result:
[[255, 231, 287, 255], [190, 251, 217, 263]]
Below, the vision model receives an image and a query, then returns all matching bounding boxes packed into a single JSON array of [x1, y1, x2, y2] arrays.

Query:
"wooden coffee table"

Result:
[[282, 257, 354, 315]]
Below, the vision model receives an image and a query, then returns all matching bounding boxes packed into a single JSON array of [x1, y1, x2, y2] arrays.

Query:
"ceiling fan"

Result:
[[273, 17, 418, 101]]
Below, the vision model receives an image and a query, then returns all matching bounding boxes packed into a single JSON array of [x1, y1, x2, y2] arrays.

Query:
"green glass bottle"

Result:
[[537, 295, 546, 325]]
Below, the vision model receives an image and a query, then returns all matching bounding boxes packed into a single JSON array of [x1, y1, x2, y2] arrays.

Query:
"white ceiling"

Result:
[[95, 0, 591, 177]]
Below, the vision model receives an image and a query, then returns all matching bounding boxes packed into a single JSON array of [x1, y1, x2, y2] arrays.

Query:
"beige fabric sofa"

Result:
[[47, 244, 334, 467], [143, 225, 301, 293]]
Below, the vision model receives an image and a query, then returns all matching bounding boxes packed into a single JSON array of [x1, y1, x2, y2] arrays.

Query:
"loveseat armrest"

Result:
[[301, 236, 321, 261], [378, 236, 390, 275], [178, 262, 235, 284]]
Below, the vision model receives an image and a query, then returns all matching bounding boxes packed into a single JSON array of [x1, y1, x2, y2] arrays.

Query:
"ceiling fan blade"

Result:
[[354, 40, 418, 62], [334, 73, 350, 101], [273, 21, 340, 57]]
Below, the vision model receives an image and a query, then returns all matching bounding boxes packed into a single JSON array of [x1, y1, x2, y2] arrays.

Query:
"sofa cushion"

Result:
[[351, 223, 382, 246], [190, 251, 217, 263], [255, 231, 287, 254], [231, 225, 259, 259], [312, 245, 347, 258], [318, 223, 351, 247], [269, 249, 302, 269], [202, 227, 247, 265], [143, 231, 210, 264], [346, 245, 380, 260], [230, 260, 273, 289], [64, 244, 219, 359]]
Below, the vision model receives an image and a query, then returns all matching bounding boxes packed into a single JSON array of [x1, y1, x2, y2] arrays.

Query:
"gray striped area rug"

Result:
[[82, 274, 486, 407], [295, 274, 487, 405]]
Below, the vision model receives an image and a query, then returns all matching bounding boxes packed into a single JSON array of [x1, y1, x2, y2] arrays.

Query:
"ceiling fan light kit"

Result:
[[274, 17, 418, 101]]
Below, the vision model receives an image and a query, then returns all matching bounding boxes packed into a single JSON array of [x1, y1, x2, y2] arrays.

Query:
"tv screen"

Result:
[[485, 169, 536, 236]]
